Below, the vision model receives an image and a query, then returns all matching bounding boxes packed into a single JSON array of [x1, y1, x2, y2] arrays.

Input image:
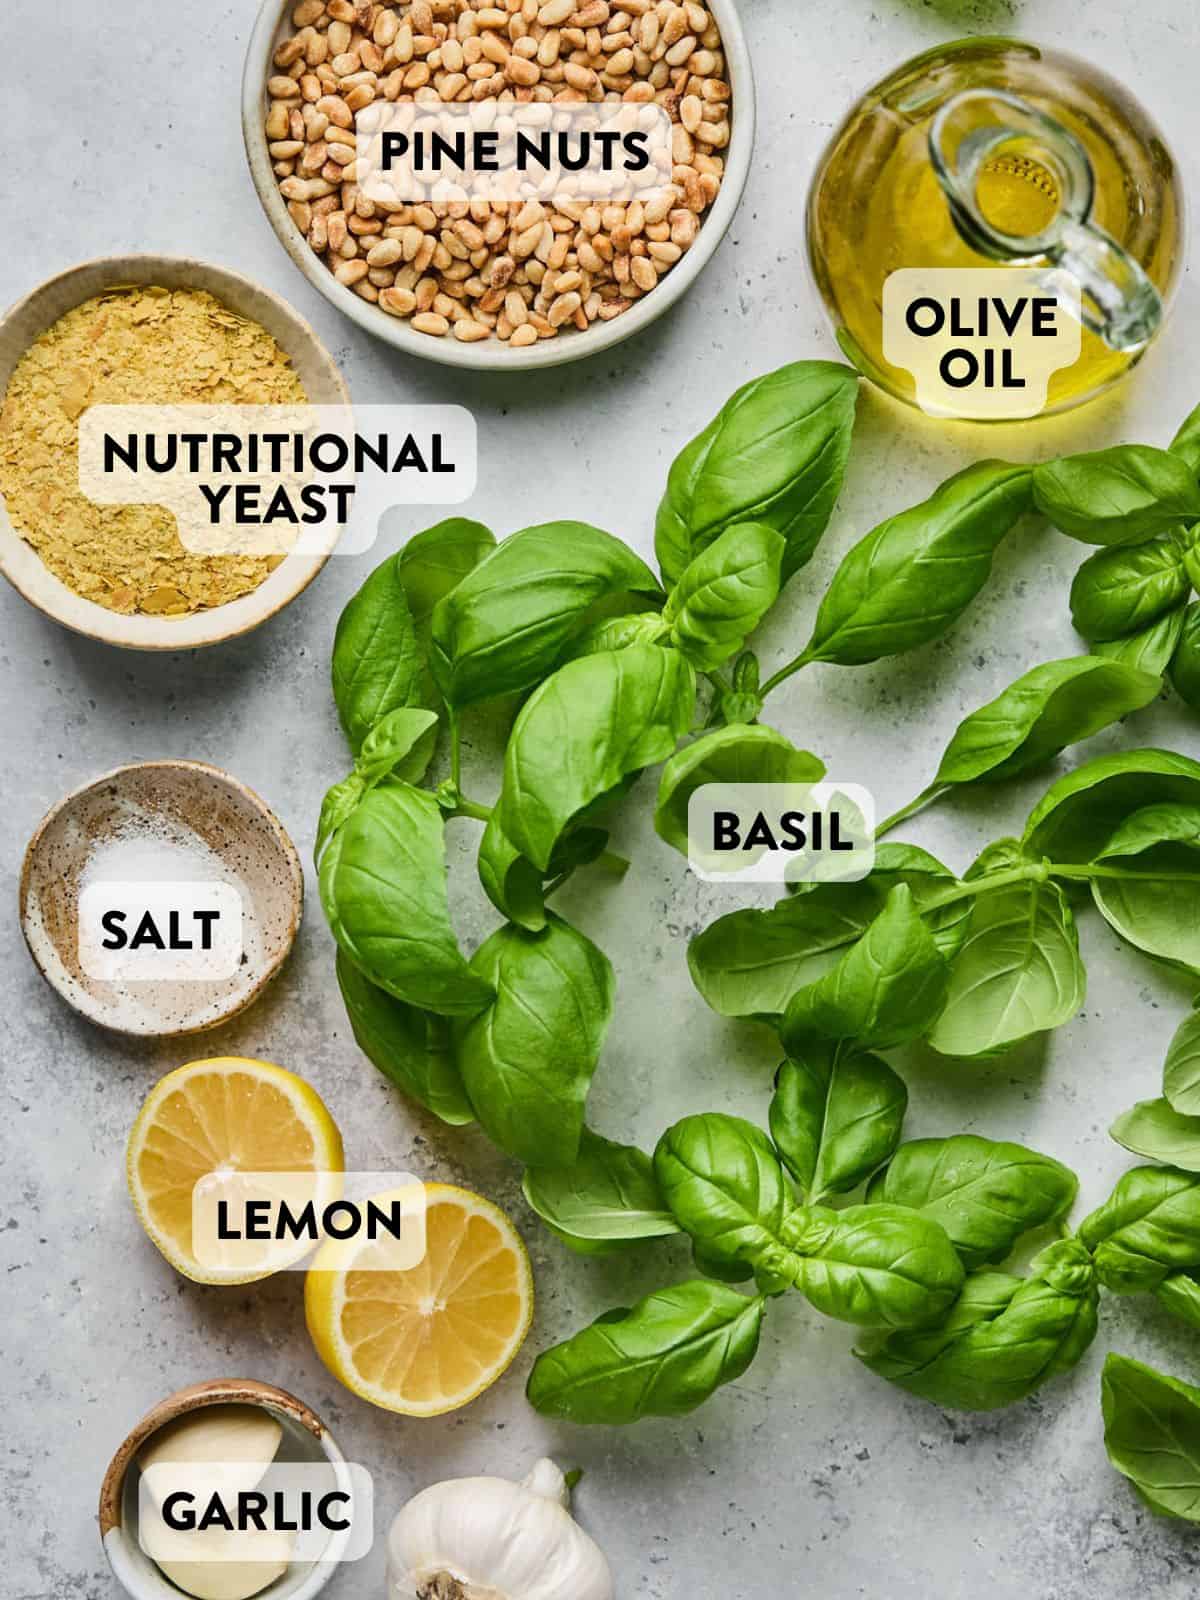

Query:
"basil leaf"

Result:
[[557, 610, 667, 664], [804, 461, 1032, 666], [1169, 601, 1200, 709], [1078, 1165, 1200, 1292], [1098, 796, 1200, 873], [655, 360, 859, 586], [1069, 539, 1189, 641], [335, 950, 474, 1126], [865, 1134, 1078, 1268], [522, 1129, 680, 1253], [687, 882, 882, 1023], [452, 915, 614, 1168], [861, 843, 972, 960], [860, 1239, 1097, 1411], [654, 1113, 792, 1273], [1089, 802, 1200, 971], [1102, 1353, 1200, 1520], [856, 1269, 1021, 1384], [781, 884, 949, 1053], [331, 553, 425, 753], [1164, 1004, 1200, 1116], [655, 723, 825, 856], [688, 853, 964, 1024], [663, 521, 785, 671], [930, 656, 1160, 789], [526, 1281, 766, 1424], [1093, 603, 1187, 676], [1033, 445, 1200, 544], [396, 516, 496, 631], [691, 1243, 755, 1284], [1111, 1098, 1200, 1172], [1157, 1272, 1200, 1329], [927, 859, 1085, 1060], [355, 706, 439, 786], [782, 1202, 964, 1329], [315, 773, 365, 864], [318, 783, 493, 1016], [770, 1052, 907, 1201], [430, 521, 660, 707], [498, 643, 696, 871], [476, 814, 548, 933], [1023, 747, 1200, 863], [1171, 401, 1200, 477]]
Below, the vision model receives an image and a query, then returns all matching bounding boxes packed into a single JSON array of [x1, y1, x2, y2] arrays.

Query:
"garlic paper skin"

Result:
[[387, 1459, 613, 1600]]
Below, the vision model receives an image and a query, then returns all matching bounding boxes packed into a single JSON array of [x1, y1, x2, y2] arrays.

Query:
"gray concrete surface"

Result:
[[5, 1, 1200, 1596]]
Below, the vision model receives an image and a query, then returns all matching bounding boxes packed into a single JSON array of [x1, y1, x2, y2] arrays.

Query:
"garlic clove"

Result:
[[154, 1526, 294, 1600], [519, 1458, 570, 1508], [138, 1406, 284, 1508], [388, 1462, 612, 1600]]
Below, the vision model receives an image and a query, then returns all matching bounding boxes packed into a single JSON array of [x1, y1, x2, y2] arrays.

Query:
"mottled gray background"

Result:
[[5, 1, 1200, 1596]]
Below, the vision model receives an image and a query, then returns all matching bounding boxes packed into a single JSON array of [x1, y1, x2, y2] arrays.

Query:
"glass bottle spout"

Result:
[[929, 88, 1163, 352]]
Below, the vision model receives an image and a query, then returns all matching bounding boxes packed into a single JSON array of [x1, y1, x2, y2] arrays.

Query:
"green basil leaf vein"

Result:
[[431, 521, 660, 707], [804, 461, 1032, 666], [336, 949, 474, 1126], [866, 1134, 1078, 1267], [498, 643, 696, 871], [1103, 1353, 1200, 1520], [664, 521, 785, 671], [526, 1280, 767, 1424], [654, 360, 859, 587], [318, 783, 494, 1016], [522, 1128, 680, 1252], [452, 915, 615, 1168], [931, 655, 1160, 789]]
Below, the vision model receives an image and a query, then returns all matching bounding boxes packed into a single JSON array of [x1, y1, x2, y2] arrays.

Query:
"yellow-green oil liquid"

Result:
[[807, 41, 1184, 418]]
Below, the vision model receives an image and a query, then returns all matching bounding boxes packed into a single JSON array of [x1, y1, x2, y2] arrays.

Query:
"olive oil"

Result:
[[807, 39, 1183, 418]]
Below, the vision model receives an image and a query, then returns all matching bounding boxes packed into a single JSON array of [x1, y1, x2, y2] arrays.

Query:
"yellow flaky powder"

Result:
[[0, 286, 308, 616]]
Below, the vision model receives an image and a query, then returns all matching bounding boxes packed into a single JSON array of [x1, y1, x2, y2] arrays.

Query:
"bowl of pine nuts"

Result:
[[243, 0, 753, 368]]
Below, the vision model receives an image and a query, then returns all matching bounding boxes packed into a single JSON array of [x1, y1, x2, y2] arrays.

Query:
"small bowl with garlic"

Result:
[[241, 0, 755, 370], [99, 1378, 353, 1600]]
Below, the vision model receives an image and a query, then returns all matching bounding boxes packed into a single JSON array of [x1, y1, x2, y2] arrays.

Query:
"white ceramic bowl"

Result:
[[241, 0, 756, 370], [0, 256, 350, 649], [100, 1379, 352, 1600], [20, 760, 303, 1037]]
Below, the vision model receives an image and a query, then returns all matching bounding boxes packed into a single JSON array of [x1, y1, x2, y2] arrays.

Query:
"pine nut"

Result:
[[380, 286, 418, 316], [265, 0, 730, 345]]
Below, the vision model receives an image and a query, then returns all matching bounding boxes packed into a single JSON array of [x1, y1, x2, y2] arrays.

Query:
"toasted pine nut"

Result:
[[266, 0, 729, 345]]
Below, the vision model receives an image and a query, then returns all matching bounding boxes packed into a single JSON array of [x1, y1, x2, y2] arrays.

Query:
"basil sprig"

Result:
[[310, 367, 1200, 1451]]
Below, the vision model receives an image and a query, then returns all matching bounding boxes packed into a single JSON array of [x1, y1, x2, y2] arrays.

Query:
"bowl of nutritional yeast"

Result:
[[243, 0, 755, 369], [0, 255, 349, 649]]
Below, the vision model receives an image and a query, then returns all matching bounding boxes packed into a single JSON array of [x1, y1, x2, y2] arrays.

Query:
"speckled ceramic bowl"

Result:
[[242, 0, 756, 370], [0, 255, 350, 649], [100, 1378, 351, 1600], [19, 761, 303, 1037]]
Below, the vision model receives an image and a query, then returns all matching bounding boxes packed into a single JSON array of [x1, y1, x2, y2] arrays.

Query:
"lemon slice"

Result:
[[127, 1057, 344, 1285], [305, 1183, 534, 1416]]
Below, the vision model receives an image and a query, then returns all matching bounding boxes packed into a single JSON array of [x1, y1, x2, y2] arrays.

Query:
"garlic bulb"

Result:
[[387, 1459, 613, 1600]]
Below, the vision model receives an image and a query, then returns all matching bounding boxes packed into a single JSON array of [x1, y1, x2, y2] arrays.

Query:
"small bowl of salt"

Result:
[[19, 761, 303, 1037]]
